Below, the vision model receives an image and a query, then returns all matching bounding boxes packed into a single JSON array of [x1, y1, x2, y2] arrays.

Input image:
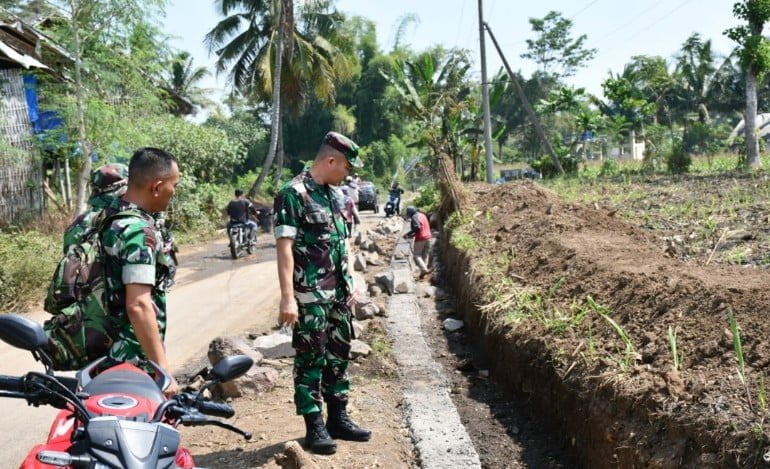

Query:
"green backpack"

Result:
[[44, 209, 141, 370]]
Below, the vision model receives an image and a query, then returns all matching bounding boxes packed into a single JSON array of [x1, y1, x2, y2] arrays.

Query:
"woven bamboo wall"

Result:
[[0, 68, 43, 225]]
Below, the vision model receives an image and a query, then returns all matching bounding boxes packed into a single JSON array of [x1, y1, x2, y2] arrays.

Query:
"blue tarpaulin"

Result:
[[22, 74, 39, 129]]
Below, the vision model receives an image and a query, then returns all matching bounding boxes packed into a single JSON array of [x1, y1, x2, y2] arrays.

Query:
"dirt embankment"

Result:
[[440, 181, 770, 468]]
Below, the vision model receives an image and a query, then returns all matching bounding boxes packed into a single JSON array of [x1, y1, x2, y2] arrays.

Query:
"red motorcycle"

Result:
[[0, 314, 253, 468]]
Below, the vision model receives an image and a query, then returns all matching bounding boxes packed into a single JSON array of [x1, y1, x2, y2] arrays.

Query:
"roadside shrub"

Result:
[[598, 160, 620, 177], [0, 231, 59, 311], [531, 153, 580, 178], [666, 143, 692, 174], [412, 183, 438, 213]]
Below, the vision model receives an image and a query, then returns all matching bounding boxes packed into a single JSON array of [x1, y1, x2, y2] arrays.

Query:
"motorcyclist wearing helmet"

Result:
[[388, 182, 405, 214]]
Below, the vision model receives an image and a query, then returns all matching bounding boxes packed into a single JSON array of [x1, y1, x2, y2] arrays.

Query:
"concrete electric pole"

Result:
[[478, 0, 495, 183]]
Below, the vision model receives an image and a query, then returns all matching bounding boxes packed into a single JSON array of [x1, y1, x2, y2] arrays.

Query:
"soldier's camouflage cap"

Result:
[[324, 131, 362, 168], [91, 163, 128, 197]]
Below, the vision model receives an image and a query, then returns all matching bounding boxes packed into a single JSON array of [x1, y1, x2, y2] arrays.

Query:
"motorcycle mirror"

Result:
[[0, 314, 49, 352], [210, 355, 254, 383]]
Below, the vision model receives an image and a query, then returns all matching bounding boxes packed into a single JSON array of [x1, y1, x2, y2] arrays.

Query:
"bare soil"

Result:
[[416, 278, 582, 469], [179, 217, 415, 468], [440, 180, 770, 468]]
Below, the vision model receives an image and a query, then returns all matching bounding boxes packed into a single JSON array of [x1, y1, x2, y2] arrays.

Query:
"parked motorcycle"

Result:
[[383, 193, 399, 218], [228, 222, 256, 259], [0, 314, 253, 469]]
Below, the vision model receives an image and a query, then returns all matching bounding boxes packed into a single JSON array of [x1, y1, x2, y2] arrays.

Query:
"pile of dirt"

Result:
[[441, 180, 770, 467]]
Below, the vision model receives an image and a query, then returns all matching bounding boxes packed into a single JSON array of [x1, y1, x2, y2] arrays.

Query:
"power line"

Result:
[[569, 0, 602, 20], [601, 0, 696, 55], [590, 0, 666, 46], [454, 0, 467, 46]]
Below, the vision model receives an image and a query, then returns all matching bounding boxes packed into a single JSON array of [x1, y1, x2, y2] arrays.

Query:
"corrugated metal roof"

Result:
[[0, 39, 48, 69]]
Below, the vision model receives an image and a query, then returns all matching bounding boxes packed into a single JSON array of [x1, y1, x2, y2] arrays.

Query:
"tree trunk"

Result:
[[64, 156, 72, 210], [745, 68, 760, 169], [275, 108, 285, 185], [71, 2, 92, 214], [249, 1, 286, 198]]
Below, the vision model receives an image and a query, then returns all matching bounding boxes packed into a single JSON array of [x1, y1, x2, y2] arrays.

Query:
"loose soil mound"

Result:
[[442, 181, 770, 468]]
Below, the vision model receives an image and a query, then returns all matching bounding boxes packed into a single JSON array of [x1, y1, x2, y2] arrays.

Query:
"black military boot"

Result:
[[303, 412, 337, 454], [326, 401, 372, 441]]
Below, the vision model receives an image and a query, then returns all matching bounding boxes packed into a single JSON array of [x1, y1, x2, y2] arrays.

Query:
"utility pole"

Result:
[[478, 0, 495, 183], [483, 21, 565, 175]]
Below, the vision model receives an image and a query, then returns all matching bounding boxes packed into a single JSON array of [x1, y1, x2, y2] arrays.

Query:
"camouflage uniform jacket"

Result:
[[274, 171, 352, 305], [100, 198, 172, 362]]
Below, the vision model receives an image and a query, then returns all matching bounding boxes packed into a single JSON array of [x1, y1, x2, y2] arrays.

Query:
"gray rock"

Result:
[[359, 240, 373, 252], [353, 253, 368, 272], [352, 320, 365, 338], [374, 272, 395, 294], [369, 284, 383, 297], [351, 340, 372, 359], [354, 231, 365, 246], [352, 319, 370, 338], [420, 285, 437, 298], [393, 269, 415, 294], [376, 303, 388, 317], [355, 302, 378, 320], [366, 252, 384, 266], [218, 366, 279, 398], [253, 333, 295, 359], [352, 271, 367, 299], [208, 336, 263, 367], [443, 318, 464, 332]]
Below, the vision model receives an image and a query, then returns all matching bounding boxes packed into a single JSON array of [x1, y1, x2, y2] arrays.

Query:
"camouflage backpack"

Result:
[[44, 209, 142, 370]]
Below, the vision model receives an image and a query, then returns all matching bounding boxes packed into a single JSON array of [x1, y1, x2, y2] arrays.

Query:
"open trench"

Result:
[[386, 232, 581, 468]]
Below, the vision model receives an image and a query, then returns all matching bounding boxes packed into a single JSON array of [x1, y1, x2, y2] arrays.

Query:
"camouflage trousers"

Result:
[[292, 302, 353, 415]]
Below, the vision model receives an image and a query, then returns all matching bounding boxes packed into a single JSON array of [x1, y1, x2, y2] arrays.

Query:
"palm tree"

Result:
[[674, 34, 735, 125], [165, 51, 211, 115], [206, 0, 352, 195]]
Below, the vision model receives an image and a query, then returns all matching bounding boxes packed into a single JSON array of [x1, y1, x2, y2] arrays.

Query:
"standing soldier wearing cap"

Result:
[[273, 131, 371, 454], [62, 163, 129, 252]]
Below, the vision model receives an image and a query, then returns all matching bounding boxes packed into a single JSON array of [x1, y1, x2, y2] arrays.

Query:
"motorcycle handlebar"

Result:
[[0, 375, 24, 393], [196, 400, 235, 419]]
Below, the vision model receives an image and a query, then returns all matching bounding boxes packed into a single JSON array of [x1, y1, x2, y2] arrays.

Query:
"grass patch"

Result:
[[371, 337, 392, 358], [0, 230, 59, 312]]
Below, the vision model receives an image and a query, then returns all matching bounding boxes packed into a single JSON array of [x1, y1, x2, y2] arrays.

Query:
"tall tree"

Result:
[[521, 11, 596, 79], [165, 51, 212, 115], [674, 34, 736, 124], [725, 0, 770, 169], [206, 0, 352, 195], [48, 0, 168, 213]]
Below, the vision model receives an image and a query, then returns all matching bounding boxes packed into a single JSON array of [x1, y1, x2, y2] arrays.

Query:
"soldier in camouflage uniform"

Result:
[[274, 132, 371, 455], [102, 148, 180, 396], [62, 163, 129, 253]]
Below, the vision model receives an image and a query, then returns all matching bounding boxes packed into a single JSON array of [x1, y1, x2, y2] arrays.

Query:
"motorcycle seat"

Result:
[[83, 370, 165, 404]]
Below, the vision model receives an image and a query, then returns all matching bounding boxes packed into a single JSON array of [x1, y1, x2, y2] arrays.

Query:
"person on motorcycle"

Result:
[[388, 182, 405, 214], [227, 189, 259, 242]]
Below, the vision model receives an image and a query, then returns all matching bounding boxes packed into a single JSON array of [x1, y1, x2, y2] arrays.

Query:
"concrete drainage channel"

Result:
[[384, 235, 482, 468]]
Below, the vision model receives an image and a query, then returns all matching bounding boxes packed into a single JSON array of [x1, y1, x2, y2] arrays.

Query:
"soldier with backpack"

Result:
[[45, 148, 181, 397]]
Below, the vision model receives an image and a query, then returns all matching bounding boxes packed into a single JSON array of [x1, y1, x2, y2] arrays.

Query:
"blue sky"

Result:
[[164, 0, 739, 103]]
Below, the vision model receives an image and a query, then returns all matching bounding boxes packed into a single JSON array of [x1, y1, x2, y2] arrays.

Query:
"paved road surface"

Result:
[[0, 236, 280, 466]]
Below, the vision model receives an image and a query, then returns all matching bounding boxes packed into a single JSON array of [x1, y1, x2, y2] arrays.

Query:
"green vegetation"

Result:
[[0, 231, 59, 312]]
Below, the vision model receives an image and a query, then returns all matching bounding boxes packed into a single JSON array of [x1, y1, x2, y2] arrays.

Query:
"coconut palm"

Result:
[[165, 51, 212, 115], [206, 0, 352, 195], [673, 33, 736, 124]]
